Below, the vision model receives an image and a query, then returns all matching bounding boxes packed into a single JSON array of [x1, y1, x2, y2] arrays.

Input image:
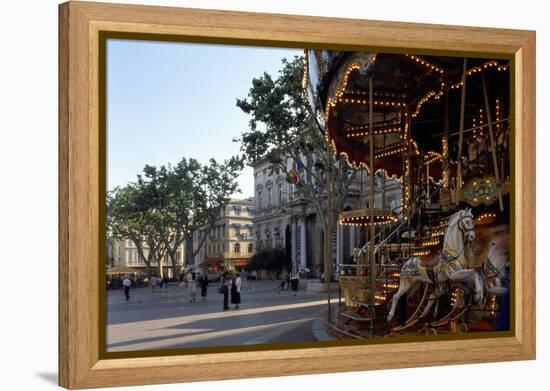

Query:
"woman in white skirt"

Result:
[[186, 270, 197, 302]]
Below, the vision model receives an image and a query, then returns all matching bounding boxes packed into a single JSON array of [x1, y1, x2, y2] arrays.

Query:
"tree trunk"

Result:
[[157, 255, 163, 278], [134, 242, 151, 277], [147, 251, 155, 277], [184, 236, 194, 269], [167, 248, 180, 281]]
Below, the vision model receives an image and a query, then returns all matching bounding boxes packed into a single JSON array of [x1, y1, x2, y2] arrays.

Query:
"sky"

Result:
[[106, 39, 302, 198]]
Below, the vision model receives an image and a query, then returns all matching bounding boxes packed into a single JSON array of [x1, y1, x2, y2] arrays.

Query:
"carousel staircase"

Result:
[[341, 309, 372, 322]]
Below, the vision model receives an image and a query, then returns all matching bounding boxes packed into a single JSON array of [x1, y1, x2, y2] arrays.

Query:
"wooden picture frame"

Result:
[[59, 1, 536, 389]]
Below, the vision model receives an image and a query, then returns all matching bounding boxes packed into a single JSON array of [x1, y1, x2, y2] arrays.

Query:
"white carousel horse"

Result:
[[481, 226, 509, 296], [387, 208, 481, 322]]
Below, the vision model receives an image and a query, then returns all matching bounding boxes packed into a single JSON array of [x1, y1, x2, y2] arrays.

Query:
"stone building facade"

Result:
[[193, 198, 255, 271], [109, 239, 184, 278], [252, 156, 402, 277]]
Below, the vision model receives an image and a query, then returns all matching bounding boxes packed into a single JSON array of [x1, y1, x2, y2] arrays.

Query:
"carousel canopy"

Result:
[[305, 50, 510, 180]]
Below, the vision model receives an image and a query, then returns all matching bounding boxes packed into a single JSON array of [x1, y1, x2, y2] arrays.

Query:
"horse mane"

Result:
[[442, 208, 475, 265], [445, 209, 465, 235]]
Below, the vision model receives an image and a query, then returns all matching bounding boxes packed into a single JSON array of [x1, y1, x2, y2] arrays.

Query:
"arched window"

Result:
[[234, 243, 241, 254], [248, 243, 253, 253]]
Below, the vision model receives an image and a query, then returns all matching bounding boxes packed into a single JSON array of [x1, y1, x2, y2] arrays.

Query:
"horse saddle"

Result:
[[420, 254, 440, 268]]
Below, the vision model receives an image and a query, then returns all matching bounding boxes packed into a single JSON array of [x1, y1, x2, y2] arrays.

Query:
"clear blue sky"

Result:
[[107, 39, 302, 197]]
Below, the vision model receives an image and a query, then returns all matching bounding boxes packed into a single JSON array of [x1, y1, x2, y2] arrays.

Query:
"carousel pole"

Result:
[[443, 89, 450, 189], [456, 58, 468, 204], [326, 145, 334, 315], [369, 76, 376, 337], [481, 72, 504, 212], [382, 126, 388, 291], [426, 163, 430, 202]]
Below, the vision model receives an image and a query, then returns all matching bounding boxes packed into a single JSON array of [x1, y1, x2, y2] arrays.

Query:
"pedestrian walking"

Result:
[[162, 276, 168, 292], [122, 276, 132, 302], [240, 270, 247, 291], [150, 275, 157, 293], [220, 272, 230, 310], [199, 272, 208, 300], [187, 270, 196, 302], [230, 274, 242, 309], [278, 276, 286, 294]]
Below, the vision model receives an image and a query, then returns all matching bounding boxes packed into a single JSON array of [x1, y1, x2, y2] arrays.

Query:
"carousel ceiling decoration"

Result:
[[339, 208, 398, 226], [474, 212, 497, 226], [308, 51, 510, 181], [460, 176, 509, 207]]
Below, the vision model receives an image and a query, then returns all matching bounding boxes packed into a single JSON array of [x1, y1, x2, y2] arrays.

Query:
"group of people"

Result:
[[278, 273, 299, 294], [149, 275, 169, 293], [219, 272, 242, 310], [120, 269, 244, 311], [184, 269, 209, 303], [185, 269, 242, 310]]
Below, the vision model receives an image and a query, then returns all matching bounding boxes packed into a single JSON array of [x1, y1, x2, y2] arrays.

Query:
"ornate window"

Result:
[[234, 243, 241, 254]]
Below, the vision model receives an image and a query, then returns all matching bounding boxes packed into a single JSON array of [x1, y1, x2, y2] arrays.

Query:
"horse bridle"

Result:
[[483, 254, 508, 285], [457, 213, 475, 239], [440, 213, 474, 266]]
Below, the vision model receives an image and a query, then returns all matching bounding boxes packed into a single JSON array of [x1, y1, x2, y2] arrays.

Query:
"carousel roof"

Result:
[[305, 50, 510, 179]]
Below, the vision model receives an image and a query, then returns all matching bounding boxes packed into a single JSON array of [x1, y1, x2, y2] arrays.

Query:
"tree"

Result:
[[107, 182, 158, 277], [235, 56, 357, 282], [161, 156, 244, 275], [108, 156, 244, 278], [246, 248, 287, 279]]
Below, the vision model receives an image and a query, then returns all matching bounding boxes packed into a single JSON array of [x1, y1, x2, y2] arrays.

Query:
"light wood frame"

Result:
[[59, 1, 536, 389]]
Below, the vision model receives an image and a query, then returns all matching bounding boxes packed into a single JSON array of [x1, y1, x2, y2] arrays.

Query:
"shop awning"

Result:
[[106, 266, 141, 275]]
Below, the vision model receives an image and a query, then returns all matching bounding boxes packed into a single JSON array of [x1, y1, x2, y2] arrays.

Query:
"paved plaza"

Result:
[[107, 280, 336, 351]]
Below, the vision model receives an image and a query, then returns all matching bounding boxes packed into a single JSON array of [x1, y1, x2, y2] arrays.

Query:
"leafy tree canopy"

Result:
[[107, 155, 244, 275]]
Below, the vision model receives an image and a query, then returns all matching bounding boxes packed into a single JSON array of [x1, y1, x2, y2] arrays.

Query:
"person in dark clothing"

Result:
[[220, 272, 230, 310], [199, 273, 208, 300], [122, 276, 132, 301]]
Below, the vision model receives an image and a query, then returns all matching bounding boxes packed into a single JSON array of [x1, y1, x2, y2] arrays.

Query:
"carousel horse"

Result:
[[387, 208, 481, 322], [481, 226, 509, 296]]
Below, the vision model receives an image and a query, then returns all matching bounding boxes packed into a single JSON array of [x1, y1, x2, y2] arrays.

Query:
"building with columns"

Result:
[[252, 156, 402, 277]]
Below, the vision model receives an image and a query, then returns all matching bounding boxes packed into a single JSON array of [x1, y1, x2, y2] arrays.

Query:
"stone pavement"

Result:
[[106, 279, 337, 351]]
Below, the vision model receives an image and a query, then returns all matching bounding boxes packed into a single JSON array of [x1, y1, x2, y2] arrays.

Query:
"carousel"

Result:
[[304, 50, 511, 338]]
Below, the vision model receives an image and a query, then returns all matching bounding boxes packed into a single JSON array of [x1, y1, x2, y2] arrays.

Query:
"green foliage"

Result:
[[246, 248, 287, 274], [107, 155, 244, 274], [235, 55, 356, 228], [235, 56, 318, 168]]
